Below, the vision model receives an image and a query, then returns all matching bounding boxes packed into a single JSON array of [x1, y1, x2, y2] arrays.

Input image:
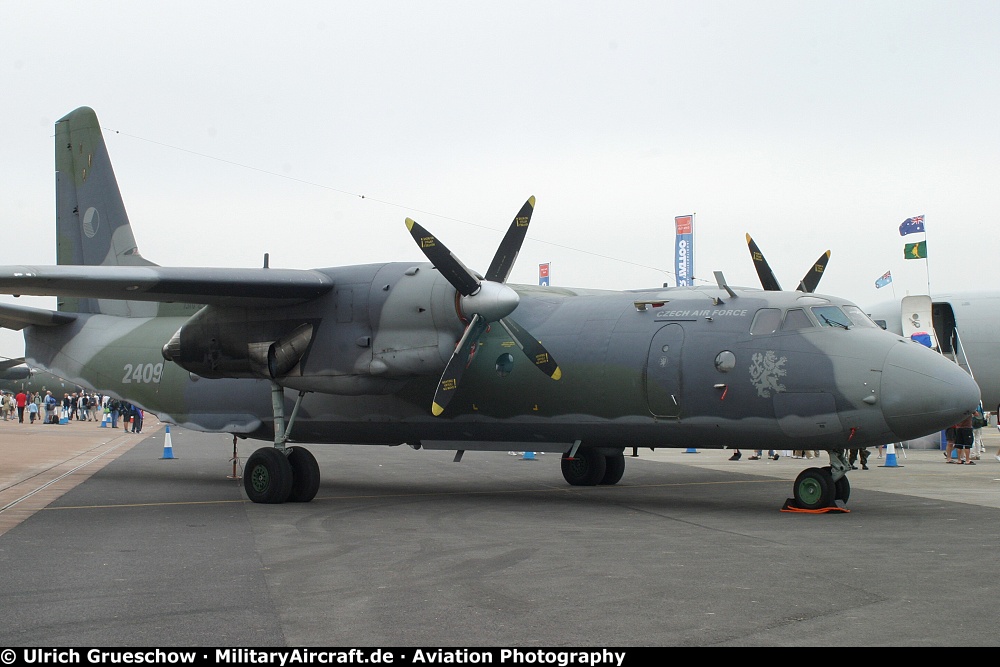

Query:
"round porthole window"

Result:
[[495, 353, 514, 377], [715, 350, 736, 372]]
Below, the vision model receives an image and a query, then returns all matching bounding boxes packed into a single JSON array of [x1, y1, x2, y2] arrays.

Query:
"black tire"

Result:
[[561, 448, 607, 486], [244, 447, 293, 504], [792, 467, 835, 510], [823, 465, 851, 504], [287, 446, 321, 503], [834, 474, 851, 504], [600, 452, 626, 485]]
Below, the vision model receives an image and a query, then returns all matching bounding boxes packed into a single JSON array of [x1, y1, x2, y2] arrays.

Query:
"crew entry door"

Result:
[[645, 323, 683, 417]]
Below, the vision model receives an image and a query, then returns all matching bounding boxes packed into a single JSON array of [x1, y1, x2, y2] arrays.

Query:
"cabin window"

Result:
[[495, 353, 514, 377], [781, 308, 813, 330], [750, 308, 782, 335], [715, 350, 736, 372]]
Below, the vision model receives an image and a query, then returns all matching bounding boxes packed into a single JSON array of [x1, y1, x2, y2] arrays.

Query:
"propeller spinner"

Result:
[[405, 197, 561, 416]]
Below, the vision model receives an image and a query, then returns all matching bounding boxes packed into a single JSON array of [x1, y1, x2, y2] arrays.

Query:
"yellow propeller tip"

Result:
[[405, 218, 415, 231], [431, 402, 444, 416], [552, 367, 562, 381]]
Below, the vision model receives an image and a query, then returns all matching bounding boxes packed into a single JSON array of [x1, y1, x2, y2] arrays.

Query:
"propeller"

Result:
[[746, 233, 830, 293], [405, 197, 561, 416]]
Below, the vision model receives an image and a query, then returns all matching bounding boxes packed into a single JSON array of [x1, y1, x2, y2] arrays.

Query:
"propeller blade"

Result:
[[746, 233, 782, 291], [797, 250, 831, 293], [485, 196, 534, 283], [432, 314, 488, 416], [405, 218, 480, 296], [498, 317, 562, 380]]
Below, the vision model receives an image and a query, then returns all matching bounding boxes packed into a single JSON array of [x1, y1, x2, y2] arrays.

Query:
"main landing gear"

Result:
[[243, 383, 320, 504], [560, 444, 626, 486], [786, 450, 851, 511]]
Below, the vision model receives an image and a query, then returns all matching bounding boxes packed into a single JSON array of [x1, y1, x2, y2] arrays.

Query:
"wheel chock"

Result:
[[780, 498, 850, 514]]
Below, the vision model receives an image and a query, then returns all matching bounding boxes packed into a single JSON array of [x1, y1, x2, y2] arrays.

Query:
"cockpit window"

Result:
[[750, 308, 782, 335], [811, 305, 851, 329], [842, 305, 880, 328], [781, 308, 814, 330]]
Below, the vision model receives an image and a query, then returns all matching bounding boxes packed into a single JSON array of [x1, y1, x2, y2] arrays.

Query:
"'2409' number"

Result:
[[122, 363, 163, 384]]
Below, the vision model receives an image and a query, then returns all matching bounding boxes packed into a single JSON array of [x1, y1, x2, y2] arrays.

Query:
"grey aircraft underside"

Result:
[[0, 107, 980, 510]]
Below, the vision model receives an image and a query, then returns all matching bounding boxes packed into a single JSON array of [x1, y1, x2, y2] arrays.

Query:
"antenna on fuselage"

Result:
[[714, 271, 737, 299]]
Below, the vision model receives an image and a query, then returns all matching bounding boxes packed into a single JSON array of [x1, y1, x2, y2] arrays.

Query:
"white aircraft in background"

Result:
[[866, 293, 1000, 413]]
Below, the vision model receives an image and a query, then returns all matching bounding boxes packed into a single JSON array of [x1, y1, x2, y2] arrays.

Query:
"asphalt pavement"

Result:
[[1, 418, 998, 647]]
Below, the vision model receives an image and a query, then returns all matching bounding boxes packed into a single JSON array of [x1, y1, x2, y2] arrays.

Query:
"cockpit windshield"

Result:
[[811, 305, 851, 329], [841, 304, 880, 328], [751, 304, 878, 334]]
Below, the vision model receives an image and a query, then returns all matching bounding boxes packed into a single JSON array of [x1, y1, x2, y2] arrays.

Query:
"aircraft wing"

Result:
[[0, 302, 78, 330], [0, 356, 26, 371], [0, 266, 334, 308]]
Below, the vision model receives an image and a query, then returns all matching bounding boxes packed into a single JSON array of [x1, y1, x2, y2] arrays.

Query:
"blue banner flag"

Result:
[[674, 215, 693, 286], [875, 271, 892, 289], [899, 215, 925, 236]]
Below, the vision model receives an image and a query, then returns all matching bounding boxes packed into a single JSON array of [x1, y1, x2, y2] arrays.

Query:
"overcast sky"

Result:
[[2, 1, 999, 360]]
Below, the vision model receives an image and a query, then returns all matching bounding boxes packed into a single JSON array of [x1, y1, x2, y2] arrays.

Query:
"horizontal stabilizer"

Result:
[[0, 266, 335, 308], [0, 302, 77, 330]]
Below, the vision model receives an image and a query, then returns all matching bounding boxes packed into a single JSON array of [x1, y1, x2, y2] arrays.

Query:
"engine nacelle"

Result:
[[161, 306, 316, 380]]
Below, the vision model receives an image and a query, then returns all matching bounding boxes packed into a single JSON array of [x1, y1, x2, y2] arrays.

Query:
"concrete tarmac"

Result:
[[1, 418, 999, 647]]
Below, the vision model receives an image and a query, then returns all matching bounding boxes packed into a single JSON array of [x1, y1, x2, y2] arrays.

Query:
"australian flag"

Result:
[[875, 271, 892, 289], [899, 215, 925, 236]]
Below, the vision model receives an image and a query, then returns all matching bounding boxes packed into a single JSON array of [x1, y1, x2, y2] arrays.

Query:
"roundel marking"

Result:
[[82, 207, 100, 238]]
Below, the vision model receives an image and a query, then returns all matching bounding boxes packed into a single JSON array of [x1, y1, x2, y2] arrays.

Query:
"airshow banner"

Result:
[[674, 215, 693, 287], [539, 262, 550, 286]]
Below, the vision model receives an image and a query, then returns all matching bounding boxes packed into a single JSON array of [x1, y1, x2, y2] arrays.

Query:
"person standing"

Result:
[[954, 413, 975, 464], [848, 446, 870, 470], [44, 391, 57, 424], [14, 389, 27, 423], [27, 395, 38, 424], [108, 398, 119, 428], [130, 403, 143, 433], [944, 425, 957, 462]]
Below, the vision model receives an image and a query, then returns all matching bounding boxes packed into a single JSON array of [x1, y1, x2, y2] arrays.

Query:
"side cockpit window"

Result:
[[781, 308, 813, 330], [750, 308, 782, 335]]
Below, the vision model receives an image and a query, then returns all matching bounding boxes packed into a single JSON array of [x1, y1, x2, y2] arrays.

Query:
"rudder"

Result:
[[54, 107, 187, 317]]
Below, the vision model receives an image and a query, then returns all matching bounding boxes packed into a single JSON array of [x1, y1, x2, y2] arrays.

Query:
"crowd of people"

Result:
[[0, 389, 144, 432]]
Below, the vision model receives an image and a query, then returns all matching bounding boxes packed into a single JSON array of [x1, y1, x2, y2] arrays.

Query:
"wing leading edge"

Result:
[[0, 266, 335, 308]]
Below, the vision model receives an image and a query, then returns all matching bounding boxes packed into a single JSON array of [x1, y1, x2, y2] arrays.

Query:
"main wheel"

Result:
[[561, 448, 607, 486], [286, 446, 321, 502], [600, 452, 626, 485], [244, 447, 293, 504], [792, 467, 835, 510]]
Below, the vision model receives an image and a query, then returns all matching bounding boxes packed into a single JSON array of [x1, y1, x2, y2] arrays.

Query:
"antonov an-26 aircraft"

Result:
[[0, 107, 980, 510]]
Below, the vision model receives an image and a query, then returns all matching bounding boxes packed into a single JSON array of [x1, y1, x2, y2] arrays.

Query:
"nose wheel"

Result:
[[784, 455, 851, 513]]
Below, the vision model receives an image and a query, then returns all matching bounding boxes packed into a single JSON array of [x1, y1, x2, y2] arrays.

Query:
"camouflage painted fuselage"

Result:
[[23, 262, 978, 453]]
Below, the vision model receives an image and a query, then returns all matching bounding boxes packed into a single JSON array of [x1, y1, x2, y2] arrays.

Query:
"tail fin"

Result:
[[54, 107, 186, 317]]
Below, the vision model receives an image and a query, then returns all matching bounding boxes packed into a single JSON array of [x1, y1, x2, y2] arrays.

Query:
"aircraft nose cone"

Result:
[[880, 340, 980, 440]]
